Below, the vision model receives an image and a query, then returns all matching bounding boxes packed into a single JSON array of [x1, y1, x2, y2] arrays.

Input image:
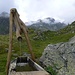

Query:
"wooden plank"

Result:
[[10, 71, 50, 75], [29, 58, 44, 71]]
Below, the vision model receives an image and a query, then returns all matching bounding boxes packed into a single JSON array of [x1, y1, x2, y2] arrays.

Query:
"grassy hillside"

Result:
[[58, 21, 75, 34], [0, 28, 75, 75]]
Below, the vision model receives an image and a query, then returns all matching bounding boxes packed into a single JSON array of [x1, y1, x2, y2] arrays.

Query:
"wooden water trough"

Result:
[[8, 56, 50, 75]]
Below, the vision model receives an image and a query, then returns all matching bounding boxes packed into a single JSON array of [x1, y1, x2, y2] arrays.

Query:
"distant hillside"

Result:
[[27, 17, 66, 31], [0, 12, 66, 34], [0, 12, 9, 34], [58, 21, 75, 34]]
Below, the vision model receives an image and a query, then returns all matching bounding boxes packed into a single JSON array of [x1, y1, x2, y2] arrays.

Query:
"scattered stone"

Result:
[[5, 48, 8, 52], [23, 52, 31, 57], [13, 54, 18, 57], [5, 48, 15, 52]]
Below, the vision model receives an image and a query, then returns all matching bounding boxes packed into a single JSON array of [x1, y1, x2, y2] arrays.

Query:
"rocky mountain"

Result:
[[0, 11, 74, 35], [0, 12, 9, 18], [0, 12, 66, 35], [27, 17, 66, 31], [40, 36, 75, 75], [0, 12, 9, 34]]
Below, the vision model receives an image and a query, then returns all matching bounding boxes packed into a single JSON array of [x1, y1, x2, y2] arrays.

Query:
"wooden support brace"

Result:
[[20, 20, 36, 61], [6, 8, 36, 75], [14, 13, 22, 41], [15, 12, 35, 61], [6, 9, 14, 75], [14, 9, 35, 61]]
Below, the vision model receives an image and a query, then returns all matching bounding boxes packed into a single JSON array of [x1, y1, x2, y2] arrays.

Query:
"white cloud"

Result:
[[0, 0, 75, 23], [0, 0, 15, 12], [14, 0, 75, 23]]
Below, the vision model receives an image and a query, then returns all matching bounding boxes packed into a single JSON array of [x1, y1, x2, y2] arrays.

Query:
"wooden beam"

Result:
[[14, 10, 35, 61], [14, 13, 22, 41], [19, 20, 36, 61], [6, 9, 14, 75]]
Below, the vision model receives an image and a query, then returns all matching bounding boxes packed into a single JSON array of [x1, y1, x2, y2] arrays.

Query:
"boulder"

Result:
[[40, 36, 75, 75]]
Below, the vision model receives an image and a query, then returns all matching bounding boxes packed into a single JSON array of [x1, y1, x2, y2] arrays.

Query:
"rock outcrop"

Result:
[[40, 36, 75, 75]]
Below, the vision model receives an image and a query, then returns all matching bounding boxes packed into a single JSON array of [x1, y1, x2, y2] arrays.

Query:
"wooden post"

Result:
[[20, 20, 36, 61], [14, 14, 22, 40], [15, 11, 35, 61], [6, 9, 13, 75], [14, 10, 35, 61]]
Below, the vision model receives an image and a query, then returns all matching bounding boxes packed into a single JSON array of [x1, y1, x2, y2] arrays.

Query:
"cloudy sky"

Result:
[[0, 0, 75, 24]]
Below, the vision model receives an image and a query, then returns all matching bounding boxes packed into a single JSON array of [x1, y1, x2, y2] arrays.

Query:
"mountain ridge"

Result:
[[0, 12, 9, 18], [0, 11, 72, 35], [27, 17, 66, 31]]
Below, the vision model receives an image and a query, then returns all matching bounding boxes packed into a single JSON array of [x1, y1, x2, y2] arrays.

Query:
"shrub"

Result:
[[45, 66, 57, 75]]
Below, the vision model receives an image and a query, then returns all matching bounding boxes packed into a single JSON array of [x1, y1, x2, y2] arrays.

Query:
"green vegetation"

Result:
[[0, 27, 75, 75], [45, 66, 57, 75]]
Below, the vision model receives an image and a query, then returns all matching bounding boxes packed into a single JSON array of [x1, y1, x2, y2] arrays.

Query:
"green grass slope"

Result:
[[0, 27, 75, 75]]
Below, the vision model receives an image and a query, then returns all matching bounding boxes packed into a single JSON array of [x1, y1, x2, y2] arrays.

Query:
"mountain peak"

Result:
[[0, 12, 9, 18], [42, 17, 55, 24], [46, 17, 55, 22], [27, 17, 66, 31]]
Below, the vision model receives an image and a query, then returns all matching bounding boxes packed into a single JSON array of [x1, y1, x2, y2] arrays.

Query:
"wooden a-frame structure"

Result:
[[6, 8, 35, 75]]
